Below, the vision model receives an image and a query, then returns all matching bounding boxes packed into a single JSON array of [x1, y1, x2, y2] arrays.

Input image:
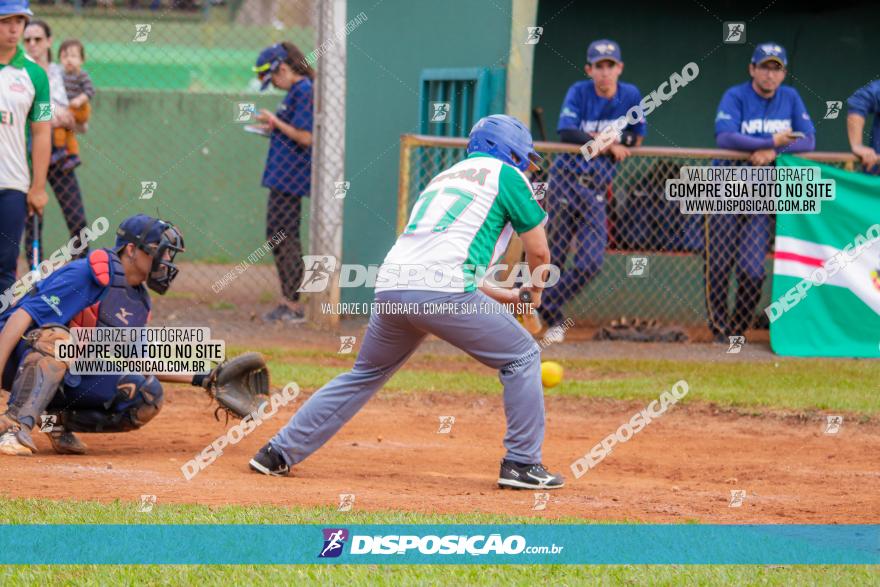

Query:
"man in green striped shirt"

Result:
[[0, 0, 50, 294]]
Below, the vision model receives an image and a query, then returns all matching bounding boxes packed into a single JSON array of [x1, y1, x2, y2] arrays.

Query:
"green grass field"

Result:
[[237, 345, 880, 415], [0, 499, 876, 585], [2, 350, 877, 583]]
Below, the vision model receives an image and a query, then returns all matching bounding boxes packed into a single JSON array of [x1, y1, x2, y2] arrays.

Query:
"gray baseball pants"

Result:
[[269, 288, 545, 466]]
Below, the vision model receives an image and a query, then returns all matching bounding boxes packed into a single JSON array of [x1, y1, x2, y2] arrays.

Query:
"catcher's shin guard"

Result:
[[61, 374, 164, 433], [5, 325, 71, 439]]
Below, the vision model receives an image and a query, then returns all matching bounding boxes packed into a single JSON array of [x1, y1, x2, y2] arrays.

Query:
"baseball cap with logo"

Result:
[[253, 43, 288, 91], [751, 42, 787, 67], [0, 0, 34, 20], [587, 39, 622, 65]]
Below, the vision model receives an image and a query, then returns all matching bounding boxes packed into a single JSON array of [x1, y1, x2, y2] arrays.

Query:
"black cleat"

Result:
[[498, 459, 565, 490], [263, 304, 305, 324], [249, 443, 290, 477], [47, 427, 88, 455]]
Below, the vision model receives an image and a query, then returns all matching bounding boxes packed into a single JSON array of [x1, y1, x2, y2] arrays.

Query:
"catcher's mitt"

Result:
[[201, 352, 270, 419]]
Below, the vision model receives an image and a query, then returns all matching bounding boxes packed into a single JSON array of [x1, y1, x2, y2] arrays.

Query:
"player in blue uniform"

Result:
[[538, 39, 646, 341], [847, 79, 880, 174], [0, 214, 186, 456], [707, 43, 815, 341]]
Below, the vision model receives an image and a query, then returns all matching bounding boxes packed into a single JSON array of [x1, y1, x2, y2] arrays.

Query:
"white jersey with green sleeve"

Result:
[[0, 47, 52, 193], [376, 152, 546, 292]]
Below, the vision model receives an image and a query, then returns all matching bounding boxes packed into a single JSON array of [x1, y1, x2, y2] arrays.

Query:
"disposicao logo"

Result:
[[318, 528, 349, 558]]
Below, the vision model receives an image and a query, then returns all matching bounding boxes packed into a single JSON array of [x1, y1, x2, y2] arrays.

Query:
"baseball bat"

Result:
[[518, 289, 542, 335], [31, 215, 40, 273]]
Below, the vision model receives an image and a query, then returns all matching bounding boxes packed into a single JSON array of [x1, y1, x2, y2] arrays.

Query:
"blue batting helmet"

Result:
[[466, 114, 541, 172], [0, 0, 33, 19]]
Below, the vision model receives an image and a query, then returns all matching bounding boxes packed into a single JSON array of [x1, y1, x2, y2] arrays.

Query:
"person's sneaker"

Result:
[[263, 304, 305, 324], [47, 426, 88, 455], [61, 154, 81, 172], [0, 413, 16, 435], [543, 324, 567, 344], [249, 443, 290, 476], [0, 430, 33, 456], [498, 459, 565, 490]]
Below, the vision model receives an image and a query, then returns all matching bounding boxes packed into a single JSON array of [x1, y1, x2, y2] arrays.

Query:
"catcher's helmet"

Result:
[[115, 214, 185, 295], [466, 114, 542, 172]]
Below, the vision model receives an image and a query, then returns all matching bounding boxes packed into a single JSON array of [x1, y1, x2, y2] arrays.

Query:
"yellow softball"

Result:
[[541, 361, 564, 388]]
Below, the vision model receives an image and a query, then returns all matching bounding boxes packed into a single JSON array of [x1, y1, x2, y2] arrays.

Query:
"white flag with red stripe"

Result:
[[769, 156, 880, 357]]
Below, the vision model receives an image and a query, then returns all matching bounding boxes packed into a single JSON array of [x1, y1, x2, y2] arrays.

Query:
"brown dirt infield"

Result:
[[2, 383, 878, 523]]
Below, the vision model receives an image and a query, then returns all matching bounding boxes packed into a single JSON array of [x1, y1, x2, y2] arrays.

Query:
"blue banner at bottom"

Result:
[[0, 525, 877, 564]]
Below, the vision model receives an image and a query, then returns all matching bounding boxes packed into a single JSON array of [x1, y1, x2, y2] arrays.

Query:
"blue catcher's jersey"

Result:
[[553, 80, 646, 180], [0, 248, 151, 332], [0, 249, 152, 390], [68, 249, 152, 330]]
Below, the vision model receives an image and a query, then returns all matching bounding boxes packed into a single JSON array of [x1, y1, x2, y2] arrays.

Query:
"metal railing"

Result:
[[398, 134, 858, 331]]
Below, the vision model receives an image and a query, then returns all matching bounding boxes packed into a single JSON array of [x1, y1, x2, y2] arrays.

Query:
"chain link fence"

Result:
[[399, 135, 857, 339], [16, 0, 349, 330]]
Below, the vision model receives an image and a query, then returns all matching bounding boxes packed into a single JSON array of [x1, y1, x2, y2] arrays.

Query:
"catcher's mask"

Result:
[[115, 215, 185, 295]]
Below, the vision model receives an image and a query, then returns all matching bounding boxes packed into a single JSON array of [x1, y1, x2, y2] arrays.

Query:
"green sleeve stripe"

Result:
[[24, 60, 52, 122], [497, 164, 547, 233], [515, 211, 547, 234]]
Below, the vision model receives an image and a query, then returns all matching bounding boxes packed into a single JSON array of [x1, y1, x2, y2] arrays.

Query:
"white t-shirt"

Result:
[[375, 153, 546, 292], [47, 62, 68, 107], [0, 48, 52, 193]]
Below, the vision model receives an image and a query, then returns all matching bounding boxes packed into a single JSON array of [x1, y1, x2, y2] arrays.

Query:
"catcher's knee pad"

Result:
[[6, 324, 71, 429], [61, 375, 164, 433]]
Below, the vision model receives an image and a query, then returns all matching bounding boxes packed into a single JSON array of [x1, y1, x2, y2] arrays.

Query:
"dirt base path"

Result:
[[3, 387, 877, 523]]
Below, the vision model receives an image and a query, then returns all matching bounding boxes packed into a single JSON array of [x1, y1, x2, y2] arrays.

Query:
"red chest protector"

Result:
[[69, 249, 152, 329]]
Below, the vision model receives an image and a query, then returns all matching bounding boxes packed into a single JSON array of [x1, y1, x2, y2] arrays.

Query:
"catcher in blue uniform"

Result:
[[0, 214, 269, 456]]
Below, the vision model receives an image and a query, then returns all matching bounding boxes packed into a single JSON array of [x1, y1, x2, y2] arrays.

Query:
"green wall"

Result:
[[25, 13, 312, 261], [525, 0, 879, 325], [38, 89, 307, 263], [531, 0, 878, 152], [342, 0, 513, 304]]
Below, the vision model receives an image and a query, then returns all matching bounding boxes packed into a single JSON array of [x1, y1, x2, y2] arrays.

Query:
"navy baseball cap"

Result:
[[115, 214, 172, 249], [587, 39, 622, 65], [751, 42, 787, 67], [253, 43, 288, 91], [115, 214, 185, 294], [0, 0, 33, 19]]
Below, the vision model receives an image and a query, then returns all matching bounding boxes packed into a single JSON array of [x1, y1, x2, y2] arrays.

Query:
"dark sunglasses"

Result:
[[23, 37, 46, 43]]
